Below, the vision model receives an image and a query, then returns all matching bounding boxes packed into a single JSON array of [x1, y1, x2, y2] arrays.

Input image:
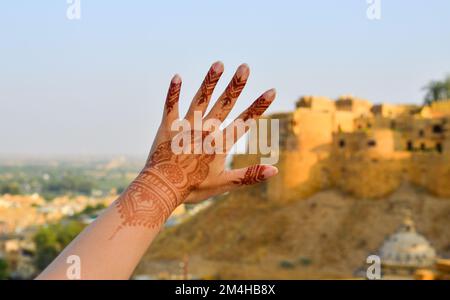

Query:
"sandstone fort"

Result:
[[233, 96, 450, 201]]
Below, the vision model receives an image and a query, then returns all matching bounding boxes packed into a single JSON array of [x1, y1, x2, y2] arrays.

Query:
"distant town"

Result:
[[0, 157, 210, 279]]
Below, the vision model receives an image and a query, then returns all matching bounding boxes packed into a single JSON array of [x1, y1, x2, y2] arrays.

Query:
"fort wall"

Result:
[[231, 97, 450, 201]]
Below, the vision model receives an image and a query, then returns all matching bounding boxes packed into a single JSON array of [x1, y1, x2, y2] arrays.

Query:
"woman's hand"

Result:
[[37, 61, 278, 279], [114, 62, 278, 234]]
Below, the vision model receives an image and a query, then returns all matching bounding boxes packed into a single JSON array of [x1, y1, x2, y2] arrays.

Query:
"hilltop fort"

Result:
[[140, 96, 450, 279], [233, 96, 450, 200]]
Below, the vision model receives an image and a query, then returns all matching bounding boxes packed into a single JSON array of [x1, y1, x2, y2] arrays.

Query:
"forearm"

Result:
[[36, 175, 175, 280]]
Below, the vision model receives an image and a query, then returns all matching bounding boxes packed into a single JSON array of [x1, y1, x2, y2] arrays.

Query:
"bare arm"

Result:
[[36, 62, 277, 280]]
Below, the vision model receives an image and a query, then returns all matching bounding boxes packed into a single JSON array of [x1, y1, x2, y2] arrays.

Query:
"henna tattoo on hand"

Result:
[[165, 80, 181, 114], [111, 137, 215, 239], [109, 63, 276, 240], [197, 68, 222, 105], [241, 94, 271, 121], [221, 74, 247, 108], [233, 165, 268, 185]]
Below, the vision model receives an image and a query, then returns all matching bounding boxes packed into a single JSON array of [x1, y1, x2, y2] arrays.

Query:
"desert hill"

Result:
[[137, 184, 450, 279]]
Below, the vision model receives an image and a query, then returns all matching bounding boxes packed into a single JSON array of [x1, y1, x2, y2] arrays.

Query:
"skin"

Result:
[[36, 62, 278, 280]]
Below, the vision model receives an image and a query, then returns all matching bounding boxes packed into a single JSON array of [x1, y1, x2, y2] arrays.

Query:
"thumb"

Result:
[[222, 165, 278, 187], [184, 165, 278, 203]]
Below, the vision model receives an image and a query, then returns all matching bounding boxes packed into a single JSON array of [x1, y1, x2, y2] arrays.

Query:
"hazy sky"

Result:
[[1, 1, 449, 156]]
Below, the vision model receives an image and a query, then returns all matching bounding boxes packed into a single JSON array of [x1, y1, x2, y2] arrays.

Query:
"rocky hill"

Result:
[[136, 184, 450, 279]]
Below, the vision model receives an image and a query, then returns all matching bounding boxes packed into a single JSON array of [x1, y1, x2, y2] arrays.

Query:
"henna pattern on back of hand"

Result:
[[109, 63, 276, 239], [111, 136, 215, 239], [233, 165, 268, 185]]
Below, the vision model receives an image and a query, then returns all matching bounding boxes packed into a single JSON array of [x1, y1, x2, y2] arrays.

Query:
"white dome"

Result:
[[379, 218, 436, 268]]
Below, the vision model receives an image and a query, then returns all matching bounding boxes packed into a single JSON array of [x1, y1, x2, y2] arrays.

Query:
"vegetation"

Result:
[[423, 75, 450, 105], [0, 158, 140, 200], [0, 182, 22, 195], [33, 221, 85, 271], [41, 174, 94, 199], [279, 260, 295, 269], [71, 203, 107, 219], [0, 258, 9, 280]]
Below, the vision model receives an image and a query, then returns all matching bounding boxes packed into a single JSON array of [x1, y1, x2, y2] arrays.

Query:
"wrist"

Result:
[[114, 167, 180, 230]]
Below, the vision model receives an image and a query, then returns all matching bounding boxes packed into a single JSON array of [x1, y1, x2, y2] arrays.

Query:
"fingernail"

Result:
[[265, 88, 276, 98], [212, 61, 224, 73], [236, 63, 250, 79], [262, 166, 278, 178], [172, 74, 181, 84]]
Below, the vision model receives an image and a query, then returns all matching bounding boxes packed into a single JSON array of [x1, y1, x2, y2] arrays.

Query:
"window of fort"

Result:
[[436, 143, 443, 153], [390, 121, 396, 129], [432, 124, 443, 134], [420, 143, 426, 151], [339, 139, 345, 148], [407, 141, 413, 151], [367, 123, 372, 129], [367, 140, 377, 147], [419, 129, 424, 137]]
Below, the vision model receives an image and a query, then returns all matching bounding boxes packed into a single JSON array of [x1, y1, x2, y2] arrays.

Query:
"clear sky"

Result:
[[1, 0, 449, 156]]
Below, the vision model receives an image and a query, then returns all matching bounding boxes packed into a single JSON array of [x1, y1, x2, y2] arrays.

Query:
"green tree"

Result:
[[42, 175, 94, 197], [80, 203, 107, 216], [33, 226, 60, 271], [0, 258, 9, 280], [33, 221, 85, 271], [56, 222, 84, 246], [423, 75, 450, 105], [0, 182, 22, 195]]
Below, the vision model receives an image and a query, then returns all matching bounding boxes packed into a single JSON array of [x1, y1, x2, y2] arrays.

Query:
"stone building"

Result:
[[354, 214, 450, 280], [232, 96, 450, 201], [378, 216, 436, 278]]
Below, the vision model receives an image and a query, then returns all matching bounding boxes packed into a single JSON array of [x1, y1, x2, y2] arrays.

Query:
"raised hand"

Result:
[[113, 62, 278, 235], [37, 61, 278, 279]]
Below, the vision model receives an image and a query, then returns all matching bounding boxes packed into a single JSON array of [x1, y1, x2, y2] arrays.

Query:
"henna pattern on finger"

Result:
[[165, 81, 181, 114], [197, 68, 221, 105], [241, 95, 271, 121], [221, 74, 247, 108], [232, 165, 268, 185], [111, 134, 215, 239]]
